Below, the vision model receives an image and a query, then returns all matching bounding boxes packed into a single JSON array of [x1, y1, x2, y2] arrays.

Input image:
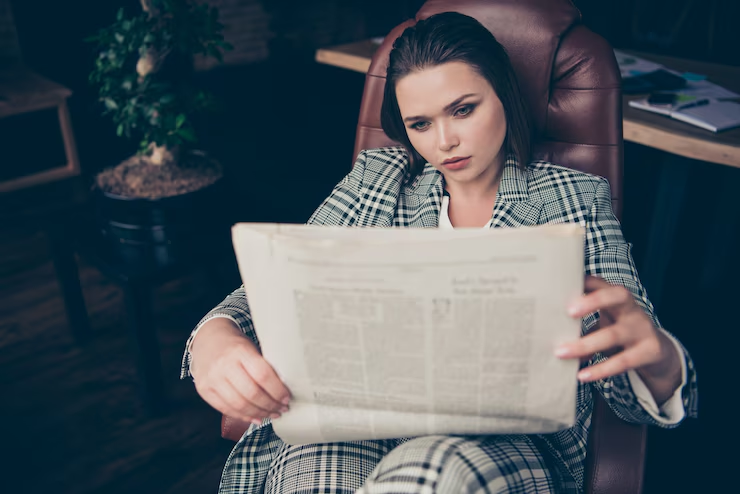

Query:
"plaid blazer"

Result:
[[182, 146, 698, 492]]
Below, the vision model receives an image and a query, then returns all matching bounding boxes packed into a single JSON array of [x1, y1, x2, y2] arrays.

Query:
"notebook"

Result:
[[629, 98, 740, 133]]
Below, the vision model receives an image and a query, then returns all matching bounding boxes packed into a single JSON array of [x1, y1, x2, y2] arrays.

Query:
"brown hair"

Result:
[[380, 12, 532, 179]]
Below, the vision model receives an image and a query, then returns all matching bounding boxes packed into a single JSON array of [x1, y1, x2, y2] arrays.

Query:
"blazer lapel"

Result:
[[396, 154, 542, 229], [490, 155, 543, 229], [399, 166, 444, 228]]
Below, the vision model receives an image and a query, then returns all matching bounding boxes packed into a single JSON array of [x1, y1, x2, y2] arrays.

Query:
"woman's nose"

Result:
[[437, 123, 459, 152]]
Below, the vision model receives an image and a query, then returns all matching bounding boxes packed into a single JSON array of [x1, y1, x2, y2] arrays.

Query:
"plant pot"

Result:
[[93, 176, 231, 270]]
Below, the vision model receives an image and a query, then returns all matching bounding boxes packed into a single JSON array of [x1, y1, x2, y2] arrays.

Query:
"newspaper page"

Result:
[[232, 223, 584, 445]]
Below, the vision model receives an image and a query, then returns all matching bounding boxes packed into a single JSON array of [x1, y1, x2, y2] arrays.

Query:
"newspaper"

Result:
[[232, 223, 584, 445]]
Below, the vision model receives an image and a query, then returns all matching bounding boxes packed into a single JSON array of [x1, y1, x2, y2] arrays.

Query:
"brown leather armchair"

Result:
[[222, 1, 647, 492]]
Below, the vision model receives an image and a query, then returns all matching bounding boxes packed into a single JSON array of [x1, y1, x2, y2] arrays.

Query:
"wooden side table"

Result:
[[2, 176, 234, 415], [77, 210, 236, 415]]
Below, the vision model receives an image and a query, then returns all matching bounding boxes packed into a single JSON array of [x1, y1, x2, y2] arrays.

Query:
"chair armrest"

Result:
[[584, 392, 647, 494], [222, 414, 251, 442]]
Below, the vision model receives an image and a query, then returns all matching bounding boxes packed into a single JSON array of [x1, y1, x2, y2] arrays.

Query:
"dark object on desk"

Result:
[[623, 69, 687, 94], [647, 91, 678, 106], [674, 98, 710, 111]]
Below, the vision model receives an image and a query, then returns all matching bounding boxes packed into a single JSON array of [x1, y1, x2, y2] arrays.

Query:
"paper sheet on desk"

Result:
[[231, 223, 584, 445], [614, 50, 665, 78], [676, 80, 739, 100]]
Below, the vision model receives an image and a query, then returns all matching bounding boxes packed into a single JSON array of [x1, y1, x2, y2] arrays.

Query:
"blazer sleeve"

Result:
[[306, 149, 366, 226], [180, 151, 368, 380], [583, 178, 698, 426], [180, 284, 258, 379]]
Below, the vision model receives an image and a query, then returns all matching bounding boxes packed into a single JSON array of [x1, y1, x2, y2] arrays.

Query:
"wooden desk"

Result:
[[0, 65, 81, 192], [316, 42, 740, 169]]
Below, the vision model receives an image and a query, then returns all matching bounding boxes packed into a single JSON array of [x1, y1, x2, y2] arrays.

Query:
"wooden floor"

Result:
[[0, 227, 235, 493]]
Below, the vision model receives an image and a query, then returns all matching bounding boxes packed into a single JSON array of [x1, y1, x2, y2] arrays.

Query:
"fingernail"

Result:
[[270, 412, 281, 419], [554, 346, 570, 358], [577, 370, 592, 381], [280, 405, 289, 413], [281, 397, 291, 405], [251, 418, 262, 426], [567, 304, 580, 317]]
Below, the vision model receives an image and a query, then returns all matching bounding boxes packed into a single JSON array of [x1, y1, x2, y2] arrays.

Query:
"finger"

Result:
[[584, 275, 610, 293], [218, 378, 281, 421], [568, 283, 634, 319], [239, 348, 292, 406], [575, 346, 644, 382], [555, 323, 629, 360], [226, 368, 288, 415], [196, 382, 261, 425]]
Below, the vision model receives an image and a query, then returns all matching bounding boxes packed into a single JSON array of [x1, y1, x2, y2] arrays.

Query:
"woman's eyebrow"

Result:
[[403, 93, 478, 123]]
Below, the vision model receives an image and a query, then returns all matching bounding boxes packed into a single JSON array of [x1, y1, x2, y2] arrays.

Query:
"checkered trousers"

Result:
[[221, 428, 577, 494], [182, 147, 699, 493]]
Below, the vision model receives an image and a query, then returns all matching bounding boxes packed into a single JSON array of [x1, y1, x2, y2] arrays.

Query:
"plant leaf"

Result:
[[177, 128, 196, 142]]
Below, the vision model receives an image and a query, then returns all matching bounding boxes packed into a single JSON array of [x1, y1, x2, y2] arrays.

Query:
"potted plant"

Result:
[[87, 0, 233, 266]]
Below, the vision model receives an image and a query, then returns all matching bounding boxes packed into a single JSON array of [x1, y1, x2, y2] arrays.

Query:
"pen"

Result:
[[675, 98, 710, 111]]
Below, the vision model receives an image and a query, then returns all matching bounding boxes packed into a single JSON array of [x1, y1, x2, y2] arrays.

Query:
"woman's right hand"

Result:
[[189, 318, 291, 425]]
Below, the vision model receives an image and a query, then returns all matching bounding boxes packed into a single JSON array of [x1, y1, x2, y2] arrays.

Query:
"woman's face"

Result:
[[395, 61, 507, 188]]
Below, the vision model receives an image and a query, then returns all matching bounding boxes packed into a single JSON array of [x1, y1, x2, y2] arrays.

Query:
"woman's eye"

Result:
[[411, 121, 430, 131], [454, 105, 474, 117]]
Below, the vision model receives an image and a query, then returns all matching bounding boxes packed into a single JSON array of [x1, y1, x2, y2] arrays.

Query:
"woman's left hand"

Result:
[[555, 275, 682, 405]]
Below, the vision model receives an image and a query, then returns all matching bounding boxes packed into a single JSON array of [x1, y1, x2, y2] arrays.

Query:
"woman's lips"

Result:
[[441, 156, 471, 170]]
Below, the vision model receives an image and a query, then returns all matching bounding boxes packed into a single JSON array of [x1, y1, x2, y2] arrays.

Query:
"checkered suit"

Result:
[[182, 147, 698, 493]]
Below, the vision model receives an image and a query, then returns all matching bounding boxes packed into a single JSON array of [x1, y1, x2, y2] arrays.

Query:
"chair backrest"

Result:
[[355, 0, 624, 217]]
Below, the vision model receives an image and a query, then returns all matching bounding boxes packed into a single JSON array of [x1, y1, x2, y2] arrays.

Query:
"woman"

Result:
[[182, 12, 698, 493]]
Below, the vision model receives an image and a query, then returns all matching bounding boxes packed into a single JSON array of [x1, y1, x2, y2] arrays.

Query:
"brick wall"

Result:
[[193, 0, 419, 69], [193, 0, 375, 70], [194, 0, 272, 70]]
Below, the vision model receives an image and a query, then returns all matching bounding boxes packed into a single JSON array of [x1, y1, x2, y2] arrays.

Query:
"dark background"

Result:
[[3, 0, 737, 492]]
